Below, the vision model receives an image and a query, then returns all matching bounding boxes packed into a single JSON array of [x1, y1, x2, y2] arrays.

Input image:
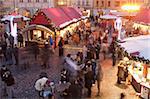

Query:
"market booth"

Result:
[[117, 35, 150, 99], [24, 7, 86, 47], [0, 12, 30, 45], [133, 8, 150, 34]]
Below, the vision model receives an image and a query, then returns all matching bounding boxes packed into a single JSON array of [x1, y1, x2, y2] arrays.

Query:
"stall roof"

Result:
[[133, 8, 150, 25], [61, 7, 82, 21], [30, 7, 82, 28], [30, 8, 72, 27]]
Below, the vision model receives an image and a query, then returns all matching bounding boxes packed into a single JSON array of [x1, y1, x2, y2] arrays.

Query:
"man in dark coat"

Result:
[[67, 80, 82, 99], [13, 44, 19, 65], [3, 70, 15, 98], [0, 65, 9, 96], [58, 37, 64, 56], [1, 40, 7, 61], [6, 46, 13, 65], [8, 34, 14, 48], [84, 66, 94, 97]]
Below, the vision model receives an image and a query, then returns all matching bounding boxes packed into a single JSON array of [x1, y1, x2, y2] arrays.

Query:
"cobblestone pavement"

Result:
[[0, 45, 138, 99]]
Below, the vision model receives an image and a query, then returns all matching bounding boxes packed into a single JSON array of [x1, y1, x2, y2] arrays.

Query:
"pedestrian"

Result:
[[13, 44, 19, 65], [17, 33, 23, 47], [3, 70, 15, 98], [1, 39, 7, 61], [84, 66, 94, 97], [67, 80, 82, 99], [34, 77, 49, 98], [8, 34, 14, 48], [41, 44, 50, 68], [96, 64, 103, 96], [112, 50, 116, 67], [120, 92, 125, 99], [6, 46, 13, 65], [58, 37, 64, 56], [110, 41, 116, 66], [0, 65, 9, 96], [95, 41, 101, 60], [49, 36, 53, 48], [32, 43, 39, 60]]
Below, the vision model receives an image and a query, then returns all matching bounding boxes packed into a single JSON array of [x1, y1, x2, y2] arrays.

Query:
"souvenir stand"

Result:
[[117, 35, 150, 99]]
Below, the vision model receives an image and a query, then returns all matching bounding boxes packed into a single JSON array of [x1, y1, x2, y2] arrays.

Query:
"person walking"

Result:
[[3, 70, 15, 99], [13, 44, 19, 65], [1, 39, 7, 61], [41, 44, 50, 68], [6, 46, 13, 65], [34, 76, 48, 99], [84, 66, 94, 97], [58, 37, 64, 56], [67, 80, 82, 99], [95, 64, 103, 96], [8, 34, 14, 48], [0, 65, 9, 96], [32, 43, 39, 61], [95, 41, 101, 60]]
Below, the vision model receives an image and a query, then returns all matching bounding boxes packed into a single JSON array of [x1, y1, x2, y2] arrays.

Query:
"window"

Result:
[[36, 0, 39, 2], [78, 0, 80, 6], [82, 1, 85, 6], [101, 1, 104, 7], [86, 1, 89, 6], [108, 1, 111, 7], [43, 0, 47, 2], [28, 0, 31, 2], [96, 1, 99, 7], [115, 1, 120, 7], [20, 0, 23, 2]]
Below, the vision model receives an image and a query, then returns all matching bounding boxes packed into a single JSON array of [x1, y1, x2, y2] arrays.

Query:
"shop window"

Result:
[[20, 0, 23, 2], [96, 1, 99, 7], [78, 0, 80, 6], [28, 0, 31, 2], [82, 1, 85, 6], [101, 1, 104, 7], [115, 1, 120, 7], [43, 0, 47, 2], [108, 1, 111, 7], [86, 1, 89, 6], [36, 0, 39, 2]]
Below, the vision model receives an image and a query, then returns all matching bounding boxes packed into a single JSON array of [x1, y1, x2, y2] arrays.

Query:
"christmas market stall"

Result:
[[23, 7, 86, 47], [0, 12, 30, 45], [117, 35, 150, 99], [133, 8, 150, 35]]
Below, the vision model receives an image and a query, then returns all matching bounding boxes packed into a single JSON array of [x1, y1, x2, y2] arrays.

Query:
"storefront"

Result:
[[117, 35, 150, 99]]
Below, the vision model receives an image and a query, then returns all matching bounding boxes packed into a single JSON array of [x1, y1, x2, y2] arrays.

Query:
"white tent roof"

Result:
[[111, 11, 137, 17], [1, 15, 30, 21], [119, 35, 150, 60], [100, 14, 118, 19]]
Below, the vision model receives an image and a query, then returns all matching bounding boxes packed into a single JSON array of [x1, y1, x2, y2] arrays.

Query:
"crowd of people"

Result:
[[0, 14, 146, 99]]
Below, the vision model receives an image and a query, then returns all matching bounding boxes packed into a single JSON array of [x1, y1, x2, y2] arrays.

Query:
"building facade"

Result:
[[1, 0, 55, 15], [93, 0, 149, 10]]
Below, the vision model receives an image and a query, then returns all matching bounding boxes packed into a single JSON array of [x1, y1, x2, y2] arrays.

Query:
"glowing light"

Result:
[[121, 4, 140, 12]]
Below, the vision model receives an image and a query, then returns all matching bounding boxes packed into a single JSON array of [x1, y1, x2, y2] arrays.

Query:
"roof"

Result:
[[30, 7, 82, 28], [61, 7, 81, 20], [133, 8, 150, 25]]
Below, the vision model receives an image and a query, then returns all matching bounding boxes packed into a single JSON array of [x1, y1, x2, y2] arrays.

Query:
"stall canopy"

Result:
[[118, 35, 150, 60], [61, 7, 82, 21], [1, 12, 30, 22], [133, 8, 150, 25], [100, 14, 118, 19], [30, 7, 82, 28]]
